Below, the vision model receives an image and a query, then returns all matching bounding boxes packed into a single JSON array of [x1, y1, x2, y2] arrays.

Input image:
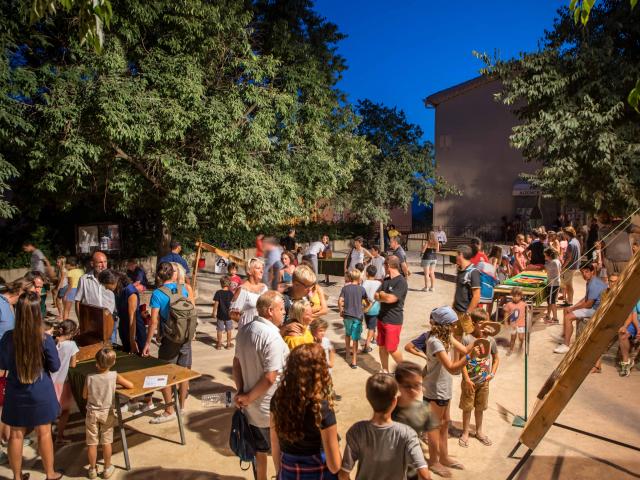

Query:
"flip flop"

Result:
[[458, 437, 470, 448], [429, 465, 452, 478], [475, 434, 493, 446], [443, 461, 465, 470]]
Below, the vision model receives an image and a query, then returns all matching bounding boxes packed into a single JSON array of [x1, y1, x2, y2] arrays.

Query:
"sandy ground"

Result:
[[2, 252, 640, 480]]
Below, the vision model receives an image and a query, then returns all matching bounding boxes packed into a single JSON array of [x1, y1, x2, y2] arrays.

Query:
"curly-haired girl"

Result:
[[270, 343, 341, 479]]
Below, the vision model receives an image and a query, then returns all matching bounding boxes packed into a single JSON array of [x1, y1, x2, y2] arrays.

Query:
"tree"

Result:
[[343, 99, 456, 244], [479, 0, 640, 212], [0, 0, 370, 250]]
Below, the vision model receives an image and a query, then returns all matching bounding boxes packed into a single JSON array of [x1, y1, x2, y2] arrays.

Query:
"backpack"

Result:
[[229, 409, 257, 473], [158, 285, 197, 344], [476, 261, 498, 304]]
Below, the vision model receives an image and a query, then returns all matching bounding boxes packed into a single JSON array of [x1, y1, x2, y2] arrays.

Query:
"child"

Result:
[[83, 348, 133, 479], [340, 373, 431, 480], [503, 287, 527, 355], [459, 308, 499, 448], [52, 320, 79, 444], [54, 256, 67, 319], [404, 306, 477, 478], [338, 269, 369, 369], [369, 246, 386, 280], [393, 362, 439, 480], [361, 265, 381, 353], [282, 298, 314, 350], [212, 276, 234, 350], [310, 318, 335, 374], [227, 262, 243, 293], [544, 248, 561, 325], [63, 256, 84, 319]]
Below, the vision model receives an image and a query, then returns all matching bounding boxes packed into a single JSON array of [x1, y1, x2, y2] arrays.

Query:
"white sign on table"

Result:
[[143, 375, 168, 388]]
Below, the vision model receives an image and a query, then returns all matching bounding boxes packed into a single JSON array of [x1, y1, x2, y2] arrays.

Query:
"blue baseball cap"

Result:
[[430, 306, 458, 325]]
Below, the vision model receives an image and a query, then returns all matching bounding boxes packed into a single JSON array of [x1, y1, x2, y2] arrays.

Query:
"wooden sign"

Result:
[[520, 249, 640, 450], [76, 304, 114, 362]]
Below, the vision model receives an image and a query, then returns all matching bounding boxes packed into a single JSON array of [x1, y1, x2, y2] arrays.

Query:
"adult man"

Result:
[[305, 235, 331, 275], [389, 236, 410, 277], [453, 245, 481, 336], [280, 228, 297, 253], [22, 241, 48, 275], [436, 226, 447, 247], [561, 227, 581, 306], [282, 265, 316, 321], [143, 262, 192, 423], [233, 291, 289, 480], [618, 297, 639, 377], [75, 251, 115, 317], [262, 236, 283, 290], [596, 210, 640, 279], [375, 256, 408, 372], [158, 240, 190, 278], [552, 263, 607, 354]]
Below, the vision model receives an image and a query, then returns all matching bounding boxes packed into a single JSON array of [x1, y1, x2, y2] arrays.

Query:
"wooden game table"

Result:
[[68, 351, 201, 470], [493, 270, 548, 306], [317, 257, 346, 276]]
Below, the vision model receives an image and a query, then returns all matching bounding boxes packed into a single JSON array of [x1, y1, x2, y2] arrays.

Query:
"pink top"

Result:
[[512, 245, 527, 274]]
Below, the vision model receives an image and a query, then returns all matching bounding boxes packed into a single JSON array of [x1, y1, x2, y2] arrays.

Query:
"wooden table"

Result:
[[318, 257, 346, 277], [68, 352, 201, 470], [492, 271, 549, 322], [435, 250, 458, 276]]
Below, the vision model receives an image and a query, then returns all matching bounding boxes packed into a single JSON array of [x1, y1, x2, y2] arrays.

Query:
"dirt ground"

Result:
[[2, 252, 639, 480]]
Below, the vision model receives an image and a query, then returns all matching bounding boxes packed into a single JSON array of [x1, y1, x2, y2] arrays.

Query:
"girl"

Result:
[[282, 299, 315, 350], [0, 292, 63, 480], [544, 249, 561, 325], [548, 231, 561, 257], [512, 234, 528, 274], [279, 251, 296, 286], [470, 237, 489, 265], [63, 257, 84, 320], [503, 287, 527, 355], [420, 231, 439, 292], [230, 258, 268, 328], [51, 320, 79, 444], [53, 256, 67, 320], [404, 306, 477, 478], [270, 343, 341, 479]]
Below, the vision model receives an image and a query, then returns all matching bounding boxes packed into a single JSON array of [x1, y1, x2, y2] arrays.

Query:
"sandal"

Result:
[[475, 434, 493, 446], [429, 465, 452, 478], [442, 461, 465, 470], [458, 437, 470, 448], [45, 472, 64, 480]]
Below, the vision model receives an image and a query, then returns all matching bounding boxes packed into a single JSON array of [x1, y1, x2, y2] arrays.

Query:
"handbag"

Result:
[[0, 371, 7, 406]]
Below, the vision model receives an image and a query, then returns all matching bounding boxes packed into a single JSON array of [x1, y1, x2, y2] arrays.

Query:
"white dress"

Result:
[[232, 284, 268, 328]]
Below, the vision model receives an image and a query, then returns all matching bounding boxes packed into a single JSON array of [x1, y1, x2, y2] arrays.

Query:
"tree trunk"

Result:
[[158, 219, 171, 259], [379, 220, 385, 253]]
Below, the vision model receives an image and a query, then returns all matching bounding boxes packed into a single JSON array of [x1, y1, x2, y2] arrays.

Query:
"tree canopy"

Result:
[[480, 0, 640, 213]]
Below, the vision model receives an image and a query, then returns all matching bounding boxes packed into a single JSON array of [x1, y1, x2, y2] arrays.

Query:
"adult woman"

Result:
[[230, 258, 268, 328], [270, 343, 341, 479], [279, 251, 296, 286], [512, 234, 528, 274], [171, 262, 194, 304], [420, 231, 439, 292], [0, 292, 62, 480], [98, 269, 146, 354]]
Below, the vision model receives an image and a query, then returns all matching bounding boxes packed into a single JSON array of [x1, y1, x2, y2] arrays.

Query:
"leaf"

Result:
[[632, 0, 638, 9], [574, 6, 581, 24], [570, 0, 578, 10]]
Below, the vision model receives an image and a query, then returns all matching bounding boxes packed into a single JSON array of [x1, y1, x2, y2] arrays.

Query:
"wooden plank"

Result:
[[117, 364, 201, 399], [191, 242, 202, 295], [520, 248, 640, 450], [196, 241, 247, 268]]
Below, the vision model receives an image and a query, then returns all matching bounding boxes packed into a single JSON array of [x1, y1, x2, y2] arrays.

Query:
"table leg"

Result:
[[173, 384, 186, 445], [115, 398, 131, 471]]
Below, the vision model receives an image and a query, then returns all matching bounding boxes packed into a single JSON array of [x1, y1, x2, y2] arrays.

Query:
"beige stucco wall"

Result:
[[432, 80, 537, 233]]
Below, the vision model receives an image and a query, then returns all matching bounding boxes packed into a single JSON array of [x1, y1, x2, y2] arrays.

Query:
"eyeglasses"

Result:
[[399, 382, 422, 391], [293, 279, 314, 289]]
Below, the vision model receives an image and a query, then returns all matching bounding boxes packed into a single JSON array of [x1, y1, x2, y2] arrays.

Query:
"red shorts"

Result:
[[377, 321, 402, 352]]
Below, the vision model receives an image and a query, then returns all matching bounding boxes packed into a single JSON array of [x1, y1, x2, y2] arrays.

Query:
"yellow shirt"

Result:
[[388, 229, 400, 238], [283, 328, 314, 350], [66, 268, 85, 289]]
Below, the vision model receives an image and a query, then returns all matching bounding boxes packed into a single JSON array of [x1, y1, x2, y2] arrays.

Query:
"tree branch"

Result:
[[111, 143, 166, 192]]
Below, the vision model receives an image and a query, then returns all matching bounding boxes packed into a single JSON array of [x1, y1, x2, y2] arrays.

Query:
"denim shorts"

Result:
[[421, 259, 437, 267], [216, 319, 233, 332]]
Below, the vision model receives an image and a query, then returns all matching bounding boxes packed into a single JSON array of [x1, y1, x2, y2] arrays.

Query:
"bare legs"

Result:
[[9, 425, 57, 479], [378, 347, 403, 372]]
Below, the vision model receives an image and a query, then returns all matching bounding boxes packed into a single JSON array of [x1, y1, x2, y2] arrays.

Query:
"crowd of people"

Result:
[[0, 211, 638, 479]]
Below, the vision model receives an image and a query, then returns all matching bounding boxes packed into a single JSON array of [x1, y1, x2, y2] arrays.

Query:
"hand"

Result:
[[619, 326, 627, 335], [485, 373, 495, 383], [130, 341, 139, 355], [235, 393, 249, 408], [230, 309, 241, 322], [464, 379, 475, 393], [142, 343, 150, 357], [282, 322, 305, 336]]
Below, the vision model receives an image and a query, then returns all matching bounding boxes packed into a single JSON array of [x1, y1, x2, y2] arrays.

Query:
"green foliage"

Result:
[[479, 1, 640, 213], [342, 99, 457, 223]]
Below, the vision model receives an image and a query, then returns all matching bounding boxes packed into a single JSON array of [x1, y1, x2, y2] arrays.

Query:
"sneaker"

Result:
[[22, 437, 33, 447], [554, 344, 570, 354], [371, 338, 377, 345], [102, 465, 115, 479], [361, 346, 373, 354], [549, 333, 565, 344], [349, 363, 358, 369], [88, 467, 98, 479], [149, 412, 176, 424], [421, 287, 428, 292], [120, 402, 140, 413], [620, 361, 631, 377], [132, 401, 155, 416]]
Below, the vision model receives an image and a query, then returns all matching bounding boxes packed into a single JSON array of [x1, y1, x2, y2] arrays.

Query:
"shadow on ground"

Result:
[[122, 467, 246, 479]]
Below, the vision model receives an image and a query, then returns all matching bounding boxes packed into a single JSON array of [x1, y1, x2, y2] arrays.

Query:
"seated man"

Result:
[[619, 299, 640, 377], [552, 263, 607, 354]]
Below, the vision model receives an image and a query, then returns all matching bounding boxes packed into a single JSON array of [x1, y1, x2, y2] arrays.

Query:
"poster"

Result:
[[77, 223, 121, 255]]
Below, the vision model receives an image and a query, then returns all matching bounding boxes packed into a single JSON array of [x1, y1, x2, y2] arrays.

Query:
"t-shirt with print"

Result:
[[412, 334, 452, 401], [50, 339, 79, 385], [150, 283, 190, 325], [341, 420, 427, 480], [453, 265, 481, 313], [229, 274, 243, 293], [462, 334, 497, 385], [503, 301, 526, 328], [339, 284, 368, 319], [213, 289, 234, 321], [586, 276, 607, 309], [565, 238, 581, 270], [378, 275, 408, 325]]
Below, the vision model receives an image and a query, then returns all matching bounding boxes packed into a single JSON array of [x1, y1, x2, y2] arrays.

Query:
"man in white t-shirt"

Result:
[[233, 291, 289, 480], [305, 235, 330, 275]]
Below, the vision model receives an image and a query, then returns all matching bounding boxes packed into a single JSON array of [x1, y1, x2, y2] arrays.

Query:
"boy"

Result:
[[227, 262, 243, 293], [459, 308, 499, 448], [83, 348, 133, 479], [369, 246, 386, 280], [361, 265, 382, 353], [339, 373, 431, 480], [503, 287, 526, 355], [544, 247, 561, 325], [338, 269, 369, 369], [310, 318, 335, 374], [212, 276, 234, 350]]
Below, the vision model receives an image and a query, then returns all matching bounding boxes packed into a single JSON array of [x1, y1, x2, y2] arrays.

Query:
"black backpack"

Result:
[[229, 409, 257, 476]]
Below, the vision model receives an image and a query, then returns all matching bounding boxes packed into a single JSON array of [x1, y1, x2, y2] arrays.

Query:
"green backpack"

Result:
[[158, 285, 197, 344]]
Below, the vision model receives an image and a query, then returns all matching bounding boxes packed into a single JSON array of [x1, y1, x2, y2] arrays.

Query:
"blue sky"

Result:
[[315, 0, 567, 142]]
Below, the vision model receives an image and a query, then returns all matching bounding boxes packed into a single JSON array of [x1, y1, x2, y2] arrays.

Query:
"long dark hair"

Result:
[[98, 269, 130, 295], [14, 292, 44, 384]]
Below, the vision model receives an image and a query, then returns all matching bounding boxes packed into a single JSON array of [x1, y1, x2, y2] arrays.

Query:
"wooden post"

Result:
[[192, 241, 202, 296], [379, 220, 385, 253]]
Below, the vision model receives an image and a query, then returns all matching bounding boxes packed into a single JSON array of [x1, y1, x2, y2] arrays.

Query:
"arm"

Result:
[[619, 311, 636, 334], [490, 351, 500, 379], [232, 357, 244, 396], [69, 353, 77, 369], [270, 415, 282, 474], [321, 424, 342, 474], [116, 373, 134, 390], [461, 361, 474, 392], [435, 349, 469, 375], [127, 294, 140, 354], [43, 335, 61, 373], [401, 261, 410, 277], [143, 307, 160, 356], [211, 300, 219, 319], [328, 347, 335, 369], [82, 381, 88, 400], [467, 288, 481, 312], [338, 295, 345, 316], [74, 276, 85, 319], [376, 291, 399, 304], [404, 341, 428, 361], [235, 371, 278, 407], [344, 256, 348, 274], [312, 285, 329, 318]]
